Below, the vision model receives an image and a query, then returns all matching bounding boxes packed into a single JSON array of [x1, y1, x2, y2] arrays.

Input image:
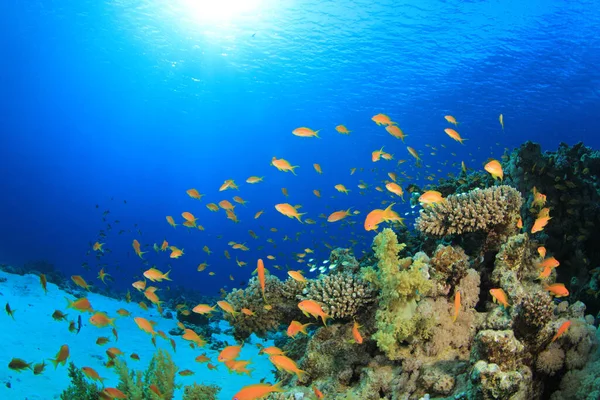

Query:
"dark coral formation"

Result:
[[223, 275, 304, 341]]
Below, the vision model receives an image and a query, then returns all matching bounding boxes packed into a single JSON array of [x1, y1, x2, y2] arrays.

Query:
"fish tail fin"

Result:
[[51, 358, 59, 369], [164, 270, 172, 281], [297, 368, 307, 379], [321, 313, 331, 326], [272, 381, 285, 393]]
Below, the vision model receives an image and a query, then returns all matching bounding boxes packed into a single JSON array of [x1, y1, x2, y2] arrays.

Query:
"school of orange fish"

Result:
[[6, 112, 572, 399]]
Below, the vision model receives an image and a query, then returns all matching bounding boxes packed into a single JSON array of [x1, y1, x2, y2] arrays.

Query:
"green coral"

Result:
[[370, 228, 433, 360], [60, 362, 101, 400], [182, 383, 221, 400], [114, 349, 179, 399]]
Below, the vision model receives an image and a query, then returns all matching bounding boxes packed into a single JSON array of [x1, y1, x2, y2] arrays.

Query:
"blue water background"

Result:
[[1, 0, 599, 295]]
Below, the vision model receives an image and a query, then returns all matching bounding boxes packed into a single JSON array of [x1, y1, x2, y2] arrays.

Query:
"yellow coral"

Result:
[[371, 228, 433, 360]]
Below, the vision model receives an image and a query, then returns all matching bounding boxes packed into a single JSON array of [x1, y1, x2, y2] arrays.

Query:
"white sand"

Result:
[[0, 270, 275, 399]]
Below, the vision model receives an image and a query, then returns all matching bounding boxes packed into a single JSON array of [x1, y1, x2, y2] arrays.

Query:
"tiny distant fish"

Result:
[[309, 267, 317, 272], [322, 260, 329, 264], [329, 265, 337, 270], [341, 261, 350, 266], [77, 315, 82, 334], [308, 259, 314, 262]]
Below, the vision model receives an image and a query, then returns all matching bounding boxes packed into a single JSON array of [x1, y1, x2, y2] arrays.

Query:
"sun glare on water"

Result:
[[179, 0, 262, 22]]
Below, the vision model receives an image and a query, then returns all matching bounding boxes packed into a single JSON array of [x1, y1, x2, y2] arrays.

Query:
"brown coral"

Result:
[[430, 244, 469, 288], [299, 272, 376, 320], [224, 275, 303, 340], [415, 185, 523, 237]]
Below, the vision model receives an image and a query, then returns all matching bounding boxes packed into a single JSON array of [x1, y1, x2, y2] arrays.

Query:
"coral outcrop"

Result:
[[415, 185, 523, 238], [298, 271, 376, 320]]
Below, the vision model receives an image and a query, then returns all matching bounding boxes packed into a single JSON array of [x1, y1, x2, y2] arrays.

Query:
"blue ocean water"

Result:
[[1, 0, 599, 297]]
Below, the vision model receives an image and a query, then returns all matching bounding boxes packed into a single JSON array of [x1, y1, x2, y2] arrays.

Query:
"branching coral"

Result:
[[114, 349, 179, 399], [60, 362, 101, 400], [415, 185, 523, 237], [370, 228, 433, 360], [299, 272, 376, 320]]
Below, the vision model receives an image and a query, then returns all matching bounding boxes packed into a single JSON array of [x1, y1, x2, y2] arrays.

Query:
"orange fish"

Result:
[[82, 366, 104, 383], [134, 317, 156, 336], [298, 300, 330, 325], [287, 320, 311, 338], [246, 176, 264, 184], [484, 160, 503, 180], [444, 128, 466, 144], [292, 127, 320, 138], [89, 312, 115, 328], [551, 320, 571, 342], [132, 239, 146, 259], [335, 125, 350, 134], [166, 215, 177, 228], [271, 157, 299, 174], [186, 188, 203, 200], [313, 163, 322, 174], [313, 189, 321, 198], [418, 190, 444, 204], [71, 275, 91, 291], [327, 209, 352, 222], [100, 388, 127, 399], [219, 179, 238, 191], [532, 187, 547, 208], [51, 344, 70, 369], [66, 297, 93, 312], [217, 300, 238, 319], [385, 182, 404, 200], [371, 113, 396, 126], [351, 320, 363, 344], [444, 115, 458, 125], [143, 267, 171, 282], [268, 355, 306, 378], [371, 146, 385, 162], [259, 346, 285, 356], [407, 146, 420, 161], [206, 203, 219, 212], [452, 291, 460, 322], [182, 328, 206, 347], [232, 383, 283, 400], [93, 242, 104, 252], [287, 270, 306, 283], [531, 216, 551, 233], [192, 304, 216, 315], [364, 203, 403, 231], [385, 125, 407, 141], [489, 288, 509, 308], [275, 203, 305, 223], [218, 343, 243, 362], [219, 200, 235, 210], [334, 184, 350, 194], [313, 386, 324, 399], [256, 259, 266, 301], [537, 246, 547, 258], [516, 217, 523, 229], [544, 283, 569, 297], [538, 257, 559, 269]]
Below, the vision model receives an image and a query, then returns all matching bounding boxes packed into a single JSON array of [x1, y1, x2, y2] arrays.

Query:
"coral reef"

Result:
[[182, 383, 221, 400], [224, 275, 304, 341], [415, 185, 523, 238], [298, 272, 376, 320]]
